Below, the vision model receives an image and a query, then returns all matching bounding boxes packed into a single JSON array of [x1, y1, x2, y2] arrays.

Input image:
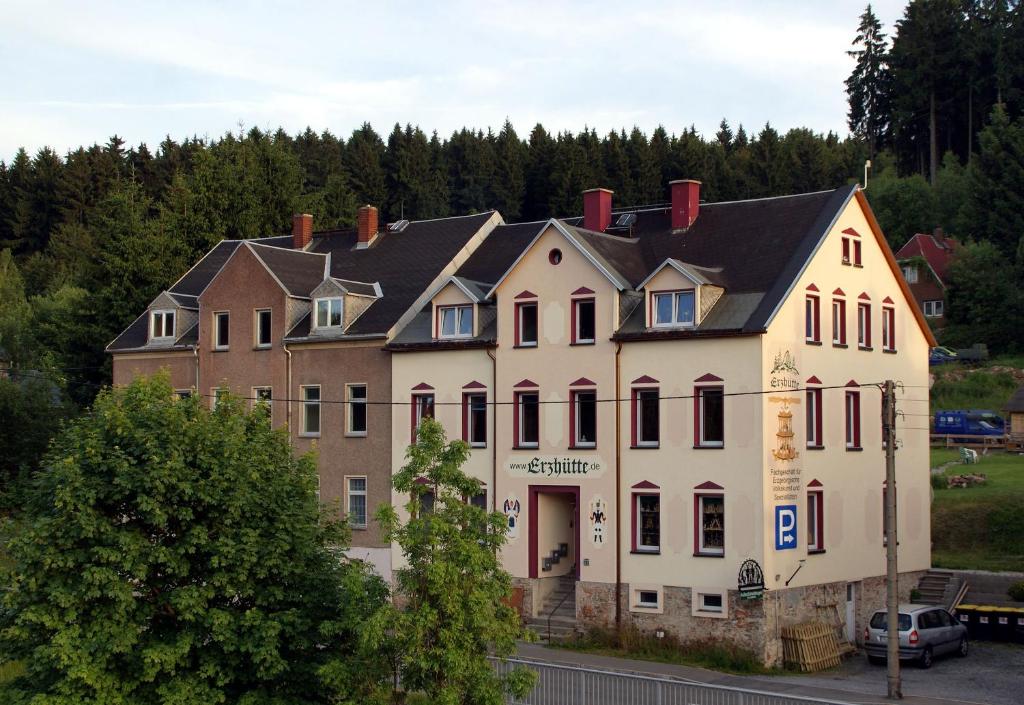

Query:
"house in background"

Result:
[[895, 229, 958, 328], [1005, 386, 1024, 451]]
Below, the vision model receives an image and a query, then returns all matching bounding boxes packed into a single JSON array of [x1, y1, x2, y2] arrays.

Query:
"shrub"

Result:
[[931, 473, 948, 490], [1009, 581, 1024, 602]]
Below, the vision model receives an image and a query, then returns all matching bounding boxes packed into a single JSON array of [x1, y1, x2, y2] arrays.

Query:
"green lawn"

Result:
[[931, 452, 1024, 572], [930, 447, 960, 469]]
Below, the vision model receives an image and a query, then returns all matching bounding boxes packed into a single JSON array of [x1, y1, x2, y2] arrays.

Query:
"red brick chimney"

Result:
[[357, 205, 379, 248], [670, 180, 701, 231], [292, 213, 313, 249], [583, 188, 613, 233]]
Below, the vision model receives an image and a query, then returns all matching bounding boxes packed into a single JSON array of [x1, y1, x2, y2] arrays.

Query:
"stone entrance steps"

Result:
[[525, 574, 578, 643]]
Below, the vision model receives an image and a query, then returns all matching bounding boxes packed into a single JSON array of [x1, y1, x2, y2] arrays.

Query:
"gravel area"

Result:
[[755, 641, 1024, 705]]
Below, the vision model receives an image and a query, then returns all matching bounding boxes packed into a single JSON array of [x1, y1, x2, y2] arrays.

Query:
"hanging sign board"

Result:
[[738, 558, 765, 600]]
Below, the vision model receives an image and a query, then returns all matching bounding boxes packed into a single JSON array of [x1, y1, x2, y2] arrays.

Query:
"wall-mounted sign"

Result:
[[769, 350, 800, 390], [769, 396, 800, 462], [588, 495, 608, 548], [503, 495, 521, 540], [775, 504, 797, 550], [505, 455, 606, 478], [738, 558, 765, 600]]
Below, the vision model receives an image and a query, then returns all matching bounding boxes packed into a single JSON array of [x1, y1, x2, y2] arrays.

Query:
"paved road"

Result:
[[515, 641, 1024, 705]]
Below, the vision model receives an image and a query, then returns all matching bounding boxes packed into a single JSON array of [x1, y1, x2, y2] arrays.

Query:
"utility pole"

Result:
[[883, 380, 902, 699]]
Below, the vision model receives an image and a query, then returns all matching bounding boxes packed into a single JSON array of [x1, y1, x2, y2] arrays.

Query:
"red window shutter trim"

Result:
[[571, 286, 595, 296], [805, 375, 822, 385], [833, 288, 845, 296], [569, 377, 596, 387], [842, 227, 861, 237], [694, 373, 723, 383], [461, 393, 469, 442], [514, 378, 539, 388], [807, 478, 823, 487], [882, 296, 894, 304], [858, 292, 871, 300], [806, 283, 820, 292], [694, 480, 724, 490], [411, 382, 434, 391], [515, 290, 537, 300], [631, 374, 659, 385], [846, 379, 859, 387], [630, 389, 637, 447], [631, 493, 638, 552], [632, 480, 660, 489], [462, 380, 486, 389]]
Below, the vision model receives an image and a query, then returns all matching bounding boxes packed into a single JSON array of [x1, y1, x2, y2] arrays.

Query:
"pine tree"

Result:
[[523, 124, 555, 220], [846, 4, 891, 158], [965, 104, 1024, 254], [490, 119, 526, 220], [345, 123, 387, 208]]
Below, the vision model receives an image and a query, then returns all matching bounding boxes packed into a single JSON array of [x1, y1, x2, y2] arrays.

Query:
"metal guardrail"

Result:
[[492, 656, 854, 705]]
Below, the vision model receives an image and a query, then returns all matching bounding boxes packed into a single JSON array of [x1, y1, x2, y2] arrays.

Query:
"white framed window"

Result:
[[150, 309, 175, 340], [858, 302, 872, 349], [516, 391, 539, 448], [572, 390, 597, 448], [213, 311, 230, 350], [347, 476, 367, 528], [902, 265, 918, 283], [845, 390, 861, 449], [806, 387, 822, 448], [438, 304, 473, 338], [698, 592, 724, 613], [211, 387, 229, 410], [252, 386, 272, 410], [652, 290, 695, 327], [923, 300, 943, 317], [301, 385, 321, 436], [464, 393, 487, 448], [697, 386, 724, 448], [882, 306, 896, 352], [805, 295, 820, 343], [346, 384, 367, 436], [412, 393, 434, 442], [697, 494, 725, 556], [832, 299, 845, 345], [637, 590, 659, 608], [634, 388, 660, 447], [634, 494, 660, 552], [573, 298, 596, 344], [255, 309, 272, 348], [516, 302, 538, 347], [314, 297, 343, 329]]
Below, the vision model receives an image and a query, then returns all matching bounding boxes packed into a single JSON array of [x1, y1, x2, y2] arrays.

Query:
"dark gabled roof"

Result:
[[307, 212, 496, 335], [247, 242, 326, 297], [1005, 386, 1024, 413], [106, 313, 198, 353], [332, 278, 379, 297], [455, 221, 547, 283], [172, 240, 243, 296]]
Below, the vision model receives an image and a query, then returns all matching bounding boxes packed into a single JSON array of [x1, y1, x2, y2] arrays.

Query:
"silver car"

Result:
[[863, 604, 969, 668]]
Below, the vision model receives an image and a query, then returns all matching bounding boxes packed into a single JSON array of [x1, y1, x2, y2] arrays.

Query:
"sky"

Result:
[[0, 0, 908, 160]]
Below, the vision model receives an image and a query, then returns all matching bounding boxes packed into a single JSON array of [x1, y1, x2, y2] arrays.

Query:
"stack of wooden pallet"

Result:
[[781, 622, 842, 672]]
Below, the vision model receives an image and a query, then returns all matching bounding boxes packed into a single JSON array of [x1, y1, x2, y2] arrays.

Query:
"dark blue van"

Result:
[[933, 410, 1005, 437]]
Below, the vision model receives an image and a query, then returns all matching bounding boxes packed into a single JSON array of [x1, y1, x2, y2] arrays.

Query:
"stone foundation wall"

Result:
[[573, 570, 929, 667]]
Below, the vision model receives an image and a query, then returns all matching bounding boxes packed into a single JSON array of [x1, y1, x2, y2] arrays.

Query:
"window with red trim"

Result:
[[832, 298, 846, 345], [571, 389, 597, 448], [858, 302, 872, 349], [695, 386, 724, 448], [845, 390, 861, 449], [805, 294, 820, 343], [411, 393, 434, 442], [807, 489, 824, 552], [572, 298, 595, 344], [633, 493, 660, 552], [853, 239, 862, 266], [515, 302, 538, 347], [632, 388, 660, 447], [806, 387, 823, 448], [882, 306, 895, 352], [515, 391, 539, 448], [463, 393, 486, 448], [842, 237, 851, 265], [695, 494, 725, 556]]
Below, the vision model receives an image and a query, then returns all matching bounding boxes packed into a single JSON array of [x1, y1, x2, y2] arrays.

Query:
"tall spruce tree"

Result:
[[846, 4, 891, 158], [965, 104, 1024, 254]]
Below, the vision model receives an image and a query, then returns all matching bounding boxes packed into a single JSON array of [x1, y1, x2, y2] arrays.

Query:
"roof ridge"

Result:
[[700, 188, 838, 208], [409, 210, 496, 224], [248, 240, 326, 257]]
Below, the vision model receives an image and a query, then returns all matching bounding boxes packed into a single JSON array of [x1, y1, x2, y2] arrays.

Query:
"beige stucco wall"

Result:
[[494, 224, 621, 586], [759, 196, 932, 593]]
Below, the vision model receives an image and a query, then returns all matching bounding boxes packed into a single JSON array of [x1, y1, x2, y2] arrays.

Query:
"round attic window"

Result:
[[549, 248, 563, 265]]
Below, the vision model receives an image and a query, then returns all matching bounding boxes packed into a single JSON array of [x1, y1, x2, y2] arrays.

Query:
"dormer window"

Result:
[[438, 304, 473, 338], [652, 290, 695, 327], [314, 297, 343, 329], [150, 310, 175, 341]]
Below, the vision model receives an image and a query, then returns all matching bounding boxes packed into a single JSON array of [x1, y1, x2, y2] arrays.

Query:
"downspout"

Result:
[[284, 342, 293, 443], [193, 345, 199, 393], [487, 348, 497, 512], [614, 340, 622, 636]]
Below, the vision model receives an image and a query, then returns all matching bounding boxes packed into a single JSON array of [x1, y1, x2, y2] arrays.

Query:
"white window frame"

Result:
[[438, 304, 474, 339], [806, 387, 821, 448], [314, 297, 343, 329], [637, 590, 659, 608], [697, 494, 725, 556], [924, 300, 943, 318], [882, 306, 895, 351], [635, 493, 660, 553], [213, 311, 229, 350], [211, 387, 228, 410], [255, 308, 272, 348], [805, 295, 819, 342], [346, 476, 367, 528], [466, 393, 487, 448], [652, 290, 696, 328], [150, 309, 175, 340], [858, 302, 871, 348], [807, 490, 823, 552], [635, 388, 660, 447], [902, 265, 918, 283], [346, 383, 367, 436], [573, 298, 596, 344], [845, 391, 860, 449], [412, 393, 435, 441], [251, 386, 272, 410], [573, 389, 597, 449], [516, 391, 539, 448], [698, 592, 724, 613], [301, 385, 321, 437], [832, 299, 845, 345], [516, 302, 538, 347]]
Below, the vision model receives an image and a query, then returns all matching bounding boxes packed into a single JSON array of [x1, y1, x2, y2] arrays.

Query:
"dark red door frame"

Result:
[[528, 484, 581, 580]]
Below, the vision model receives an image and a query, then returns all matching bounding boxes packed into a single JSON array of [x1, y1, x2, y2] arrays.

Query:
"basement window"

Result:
[[698, 593, 724, 613], [637, 590, 659, 608]]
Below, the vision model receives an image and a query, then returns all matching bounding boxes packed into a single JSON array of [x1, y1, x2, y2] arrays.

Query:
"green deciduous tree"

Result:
[[943, 239, 1024, 352], [370, 418, 535, 705], [964, 104, 1024, 254], [0, 374, 388, 704]]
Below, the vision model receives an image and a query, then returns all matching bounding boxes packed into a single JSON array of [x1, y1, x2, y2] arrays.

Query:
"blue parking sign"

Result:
[[775, 505, 797, 550]]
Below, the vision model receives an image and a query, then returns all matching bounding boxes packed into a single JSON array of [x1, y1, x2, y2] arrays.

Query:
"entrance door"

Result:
[[527, 485, 581, 580], [846, 583, 857, 642]]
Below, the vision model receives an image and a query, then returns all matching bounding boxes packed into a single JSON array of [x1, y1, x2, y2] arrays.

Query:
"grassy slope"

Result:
[[931, 453, 1024, 572], [929, 356, 1023, 414]]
